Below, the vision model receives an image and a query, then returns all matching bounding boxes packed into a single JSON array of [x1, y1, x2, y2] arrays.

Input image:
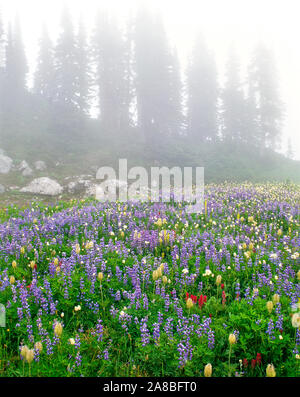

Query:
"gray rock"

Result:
[[18, 160, 29, 171], [67, 180, 87, 194], [0, 154, 13, 174], [68, 179, 96, 196], [107, 179, 128, 189], [18, 160, 33, 176], [20, 177, 63, 196], [93, 179, 128, 200], [22, 167, 33, 177], [0, 184, 5, 194], [34, 160, 47, 171], [85, 183, 97, 198]]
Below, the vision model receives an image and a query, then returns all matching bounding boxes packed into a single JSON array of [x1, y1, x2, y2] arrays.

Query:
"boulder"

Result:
[[22, 167, 33, 177], [85, 183, 97, 198], [18, 160, 33, 177], [0, 154, 13, 174], [94, 179, 128, 200], [67, 179, 90, 194], [0, 184, 5, 194], [67, 179, 97, 197], [34, 160, 47, 171], [107, 179, 128, 188], [20, 177, 63, 196], [18, 160, 29, 171]]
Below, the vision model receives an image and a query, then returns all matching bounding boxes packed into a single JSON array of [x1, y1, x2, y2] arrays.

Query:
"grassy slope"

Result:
[[1, 121, 300, 188]]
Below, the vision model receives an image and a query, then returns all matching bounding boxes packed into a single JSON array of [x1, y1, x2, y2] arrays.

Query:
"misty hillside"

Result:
[[0, 2, 299, 201], [1, 116, 299, 188]]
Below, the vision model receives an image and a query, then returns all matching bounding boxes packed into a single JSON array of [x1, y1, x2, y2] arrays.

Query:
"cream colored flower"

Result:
[[266, 301, 274, 314], [85, 241, 94, 249], [203, 269, 212, 277], [204, 363, 212, 377], [34, 342, 43, 352], [98, 272, 104, 281], [186, 298, 193, 309], [25, 349, 34, 364], [75, 243, 81, 254], [20, 345, 29, 359], [30, 261, 36, 269], [229, 334, 236, 345], [291, 313, 300, 328], [266, 364, 276, 377], [54, 322, 63, 337], [272, 294, 280, 304], [152, 270, 159, 281]]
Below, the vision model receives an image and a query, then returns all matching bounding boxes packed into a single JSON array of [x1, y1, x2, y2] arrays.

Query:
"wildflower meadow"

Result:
[[0, 182, 299, 377]]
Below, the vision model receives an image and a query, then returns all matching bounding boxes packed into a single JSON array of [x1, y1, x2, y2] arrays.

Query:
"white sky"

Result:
[[1, 0, 300, 159]]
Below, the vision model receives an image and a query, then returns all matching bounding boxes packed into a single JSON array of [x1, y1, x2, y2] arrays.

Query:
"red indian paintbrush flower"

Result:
[[222, 290, 226, 306], [198, 294, 207, 309], [191, 295, 197, 303], [256, 353, 262, 365]]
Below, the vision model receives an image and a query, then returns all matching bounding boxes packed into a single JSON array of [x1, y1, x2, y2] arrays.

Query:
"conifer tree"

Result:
[[187, 33, 218, 143], [53, 5, 77, 108], [4, 15, 28, 98], [34, 23, 55, 101], [221, 46, 245, 142], [92, 9, 131, 134], [248, 44, 283, 149], [134, 6, 182, 148], [74, 15, 91, 115]]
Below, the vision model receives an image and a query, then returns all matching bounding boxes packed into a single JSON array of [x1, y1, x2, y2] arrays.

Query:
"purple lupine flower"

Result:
[[266, 319, 275, 340], [140, 317, 150, 346], [177, 338, 193, 368], [153, 322, 160, 344]]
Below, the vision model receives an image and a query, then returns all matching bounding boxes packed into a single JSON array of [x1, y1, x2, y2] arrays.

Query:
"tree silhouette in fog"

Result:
[[0, 5, 284, 158]]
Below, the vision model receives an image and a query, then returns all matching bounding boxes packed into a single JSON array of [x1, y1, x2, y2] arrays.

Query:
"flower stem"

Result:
[[228, 345, 232, 377]]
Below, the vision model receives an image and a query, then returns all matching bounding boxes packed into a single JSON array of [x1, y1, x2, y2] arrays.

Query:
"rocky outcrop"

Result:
[[18, 160, 33, 177], [0, 154, 13, 174], [67, 179, 92, 194], [34, 161, 47, 171], [22, 167, 33, 177], [20, 177, 63, 196]]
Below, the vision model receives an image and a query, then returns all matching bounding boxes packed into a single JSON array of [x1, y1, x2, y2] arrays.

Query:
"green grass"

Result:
[[1, 122, 300, 191]]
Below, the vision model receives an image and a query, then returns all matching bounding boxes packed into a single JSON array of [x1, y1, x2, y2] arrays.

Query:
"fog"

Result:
[[0, 0, 299, 185]]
